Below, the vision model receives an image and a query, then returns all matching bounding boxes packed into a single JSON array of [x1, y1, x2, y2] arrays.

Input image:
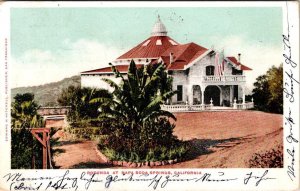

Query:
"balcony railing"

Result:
[[161, 101, 254, 112], [202, 75, 246, 83], [161, 104, 213, 112], [235, 102, 254, 110]]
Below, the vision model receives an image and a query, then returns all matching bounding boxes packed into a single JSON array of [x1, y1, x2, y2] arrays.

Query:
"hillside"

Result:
[[11, 75, 81, 106]]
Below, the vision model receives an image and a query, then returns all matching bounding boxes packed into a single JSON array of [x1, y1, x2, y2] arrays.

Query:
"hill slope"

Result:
[[11, 75, 81, 106]]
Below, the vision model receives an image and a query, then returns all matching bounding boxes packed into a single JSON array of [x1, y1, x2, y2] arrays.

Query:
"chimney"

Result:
[[170, 52, 174, 64], [238, 53, 241, 63]]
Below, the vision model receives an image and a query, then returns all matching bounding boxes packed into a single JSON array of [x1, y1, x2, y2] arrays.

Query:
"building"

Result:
[[81, 16, 253, 111]]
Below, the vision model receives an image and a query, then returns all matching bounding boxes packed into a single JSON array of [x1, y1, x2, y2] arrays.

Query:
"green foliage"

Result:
[[93, 60, 176, 124], [248, 145, 283, 168], [11, 127, 36, 169], [252, 64, 283, 114], [11, 93, 42, 129], [11, 93, 60, 169], [102, 142, 188, 162], [67, 127, 102, 140], [95, 60, 187, 162], [57, 86, 112, 126]]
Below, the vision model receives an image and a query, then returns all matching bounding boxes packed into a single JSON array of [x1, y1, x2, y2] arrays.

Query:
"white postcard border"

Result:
[[0, 1, 299, 191]]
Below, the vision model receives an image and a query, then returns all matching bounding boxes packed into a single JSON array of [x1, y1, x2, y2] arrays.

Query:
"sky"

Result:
[[10, 7, 283, 93]]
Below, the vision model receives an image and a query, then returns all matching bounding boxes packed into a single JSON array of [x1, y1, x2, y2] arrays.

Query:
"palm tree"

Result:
[[92, 60, 176, 125], [92, 60, 182, 160], [11, 93, 43, 129], [11, 93, 59, 169]]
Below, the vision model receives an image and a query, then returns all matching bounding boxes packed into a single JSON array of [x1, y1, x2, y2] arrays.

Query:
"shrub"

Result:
[[11, 93, 60, 169], [94, 61, 187, 162], [57, 86, 112, 125], [68, 127, 102, 140], [248, 145, 283, 168], [102, 143, 189, 162]]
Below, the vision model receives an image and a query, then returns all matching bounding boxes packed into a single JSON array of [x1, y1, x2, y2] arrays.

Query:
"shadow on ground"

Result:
[[54, 148, 66, 154], [184, 136, 252, 161], [69, 161, 113, 169], [57, 140, 84, 146]]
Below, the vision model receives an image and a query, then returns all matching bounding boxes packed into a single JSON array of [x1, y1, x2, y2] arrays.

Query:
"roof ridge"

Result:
[[117, 35, 179, 60], [174, 42, 201, 62]]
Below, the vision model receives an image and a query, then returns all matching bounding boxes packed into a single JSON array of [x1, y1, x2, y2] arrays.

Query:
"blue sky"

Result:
[[11, 7, 283, 91]]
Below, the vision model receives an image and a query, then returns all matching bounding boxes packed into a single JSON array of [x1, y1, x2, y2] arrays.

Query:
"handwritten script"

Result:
[[283, 2, 299, 182], [2, 170, 277, 190]]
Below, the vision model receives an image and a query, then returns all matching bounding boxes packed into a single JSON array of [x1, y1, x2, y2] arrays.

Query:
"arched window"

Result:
[[206, 66, 215, 76]]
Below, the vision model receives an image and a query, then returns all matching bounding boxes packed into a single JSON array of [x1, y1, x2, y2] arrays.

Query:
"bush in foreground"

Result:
[[248, 145, 283, 168], [11, 93, 60, 169], [98, 117, 188, 162], [93, 60, 188, 162]]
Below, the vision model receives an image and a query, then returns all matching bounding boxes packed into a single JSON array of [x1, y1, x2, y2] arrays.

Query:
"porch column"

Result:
[[188, 85, 193, 105], [242, 86, 246, 109], [200, 85, 206, 109], [219, 86, 223, 106], [229, 85, 233, 106]]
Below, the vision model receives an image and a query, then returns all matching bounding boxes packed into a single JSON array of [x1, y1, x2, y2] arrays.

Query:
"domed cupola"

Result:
[[151, 15, 168, 36]]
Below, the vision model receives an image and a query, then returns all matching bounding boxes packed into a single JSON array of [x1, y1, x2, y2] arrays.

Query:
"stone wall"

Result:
[[45, 118, 67, 129]]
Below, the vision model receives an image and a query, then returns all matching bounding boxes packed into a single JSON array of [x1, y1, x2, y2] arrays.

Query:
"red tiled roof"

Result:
[[226, 57, 252, 71], [240, 65, 252, 70], [168, 61, 187, 70], [117, 36, 179, 59], [161, 42, 208, 70], [160, 56, 170, 66], [81, 64, 143, 74], [227, 57, 239, 65]]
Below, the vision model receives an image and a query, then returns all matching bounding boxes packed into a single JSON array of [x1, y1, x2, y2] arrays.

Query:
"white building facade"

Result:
[[81, 16, 253, 111]]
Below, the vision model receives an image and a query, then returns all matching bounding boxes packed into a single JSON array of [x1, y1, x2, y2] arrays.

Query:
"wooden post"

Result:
[[42, 131, 47, 169], [31, 128, 50, 169], [32, 156, 35, 169]]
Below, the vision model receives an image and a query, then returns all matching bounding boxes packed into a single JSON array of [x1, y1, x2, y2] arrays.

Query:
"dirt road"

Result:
[[53, 111, 283, 168]]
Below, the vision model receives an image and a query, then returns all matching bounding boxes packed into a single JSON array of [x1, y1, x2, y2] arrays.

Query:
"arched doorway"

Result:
[[204, 86, 221, 106]]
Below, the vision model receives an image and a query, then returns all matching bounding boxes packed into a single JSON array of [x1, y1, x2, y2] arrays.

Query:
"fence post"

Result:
[[233, 98, 237, 109], [210, 98, 213, 109]]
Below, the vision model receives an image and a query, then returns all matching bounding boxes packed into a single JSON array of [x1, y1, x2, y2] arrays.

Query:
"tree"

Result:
[[267, 64, 283, 113], [11, 93, 59, 169], [11, 93, 41, 129], [57, 86, 112, 127], [95, 61, 176, 122], [93, 60, 187, 162], [252, 64, 283, 114]]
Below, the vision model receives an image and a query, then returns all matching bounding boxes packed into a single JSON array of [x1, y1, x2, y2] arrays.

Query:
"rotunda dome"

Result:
[[151, 15, 168, 36]]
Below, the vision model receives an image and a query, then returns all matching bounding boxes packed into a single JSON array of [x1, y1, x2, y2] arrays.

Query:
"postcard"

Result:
[[0, 1, 299, 191]]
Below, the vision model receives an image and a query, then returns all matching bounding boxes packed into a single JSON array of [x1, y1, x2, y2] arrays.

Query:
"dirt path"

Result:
[[157, 127, 282, 168], [53, 111, 283, 168], [53, 140, 110, 169]]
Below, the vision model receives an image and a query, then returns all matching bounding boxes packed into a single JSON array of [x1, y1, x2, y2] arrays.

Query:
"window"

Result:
[[142, 40, 151, 46], [206, 66, 215, 76], [177, 85, 183, 101], [156, 39, 162, 45], [169, 40, 178, 45], [232, 68, 243, 75]]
